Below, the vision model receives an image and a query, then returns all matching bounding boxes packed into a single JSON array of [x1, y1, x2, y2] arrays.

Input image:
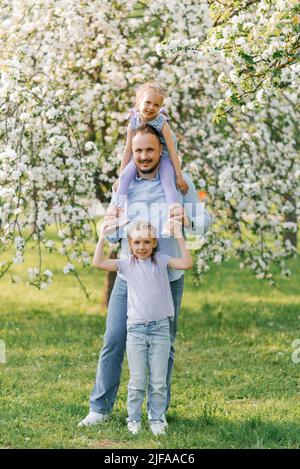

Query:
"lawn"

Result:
[[0, 245, 300, 449]]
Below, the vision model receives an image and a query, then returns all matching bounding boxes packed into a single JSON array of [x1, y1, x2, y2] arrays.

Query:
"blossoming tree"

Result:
[[158, 0, 299, 281], [0, 0, 299, 296], [163, 0, 300, 118]]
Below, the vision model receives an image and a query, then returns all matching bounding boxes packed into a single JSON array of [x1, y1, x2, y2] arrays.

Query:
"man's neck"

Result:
[[137, 168, 159, 180]]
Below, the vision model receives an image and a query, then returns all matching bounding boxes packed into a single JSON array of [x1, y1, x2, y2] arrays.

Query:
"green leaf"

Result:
[[239, 52, 255, 64], [272, 50, 284, 59]]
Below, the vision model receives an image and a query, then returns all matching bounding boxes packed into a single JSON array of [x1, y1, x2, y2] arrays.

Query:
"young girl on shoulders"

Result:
[[114, 82, 189, 210]]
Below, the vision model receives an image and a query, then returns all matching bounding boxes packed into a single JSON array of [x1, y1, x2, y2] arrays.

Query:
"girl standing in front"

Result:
[[93, 219, 193, 435], [114, 82, 189, 232]]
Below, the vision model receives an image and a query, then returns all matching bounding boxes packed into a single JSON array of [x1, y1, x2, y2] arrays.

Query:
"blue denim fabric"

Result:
[[126, 319, 170, 422], [89, 275, 184, 413]]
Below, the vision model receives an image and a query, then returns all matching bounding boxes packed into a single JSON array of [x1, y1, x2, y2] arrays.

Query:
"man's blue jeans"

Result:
[[89, 274, 184, 414], [127, 319, 170, 422]]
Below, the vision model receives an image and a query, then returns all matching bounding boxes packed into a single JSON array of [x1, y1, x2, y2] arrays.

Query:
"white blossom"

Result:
[[0, 0, 298, 291], [63, 263, 74, 274]]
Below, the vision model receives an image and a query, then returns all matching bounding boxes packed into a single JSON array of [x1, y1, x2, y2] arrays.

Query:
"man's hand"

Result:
[[168, 203, 189, 227], [169, 219, 183, 238]]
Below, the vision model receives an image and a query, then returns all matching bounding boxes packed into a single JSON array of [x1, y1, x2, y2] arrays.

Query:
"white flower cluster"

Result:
[[27, 267, 54, 290], [0, 0, 299, 291], [160, 0, 299, 116]]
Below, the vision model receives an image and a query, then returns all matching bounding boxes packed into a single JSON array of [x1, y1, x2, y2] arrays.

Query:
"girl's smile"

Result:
[[128, 227, 157, 260], [139, 90, 163, 122]]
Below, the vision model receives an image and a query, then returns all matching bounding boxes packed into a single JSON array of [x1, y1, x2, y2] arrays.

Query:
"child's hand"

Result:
[[98, 221, 113, 237], [112, 178, 120, 192], [98, 206, 125, 236], [170, 219, 183, 238], [176, 175, 189, 195]]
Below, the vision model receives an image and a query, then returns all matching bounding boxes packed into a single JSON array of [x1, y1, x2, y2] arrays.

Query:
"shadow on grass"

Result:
[[72, 411, 300, 449], [162, 413, 300, 449]]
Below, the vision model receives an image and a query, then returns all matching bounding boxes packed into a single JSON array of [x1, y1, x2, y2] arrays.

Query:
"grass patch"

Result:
[[0, 247, 299, 448]]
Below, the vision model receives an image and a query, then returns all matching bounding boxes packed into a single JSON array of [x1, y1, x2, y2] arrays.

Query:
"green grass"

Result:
[[0, 245, 300, 449]]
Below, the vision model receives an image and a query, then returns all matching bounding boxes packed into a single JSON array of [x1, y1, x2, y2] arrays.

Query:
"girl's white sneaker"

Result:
[[149, 420, 166, 436], [127, 420, 141, 435]]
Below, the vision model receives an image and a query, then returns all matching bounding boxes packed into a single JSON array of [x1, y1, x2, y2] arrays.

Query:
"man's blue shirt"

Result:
[[107, 171, 213, 282]]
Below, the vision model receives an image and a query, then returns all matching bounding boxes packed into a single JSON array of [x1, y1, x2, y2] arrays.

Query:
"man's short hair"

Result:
[[132, 124, 161, 144]]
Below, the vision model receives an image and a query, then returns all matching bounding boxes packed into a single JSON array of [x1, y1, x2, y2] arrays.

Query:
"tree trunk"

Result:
[[284, 210, 298, 249], [86, 119, 120, 307], [101, 246, 119, 308], [283, 196, 298, 249]]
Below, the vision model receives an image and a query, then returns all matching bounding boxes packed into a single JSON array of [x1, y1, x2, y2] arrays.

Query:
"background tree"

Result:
[[0, 0, 299, 299], [163, 0, 300, 117]]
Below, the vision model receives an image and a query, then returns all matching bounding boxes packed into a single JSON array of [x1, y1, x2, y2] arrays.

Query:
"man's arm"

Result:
[[182, 173, 213, 236]]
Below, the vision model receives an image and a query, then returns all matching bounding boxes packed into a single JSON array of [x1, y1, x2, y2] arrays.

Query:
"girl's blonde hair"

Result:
[[127, 220, 158, 263], [134, 81, 165, 109]]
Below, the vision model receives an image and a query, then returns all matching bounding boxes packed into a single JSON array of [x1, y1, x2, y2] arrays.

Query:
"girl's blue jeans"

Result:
[[126, 319, 170, 422], [89, 275, 184, 414]]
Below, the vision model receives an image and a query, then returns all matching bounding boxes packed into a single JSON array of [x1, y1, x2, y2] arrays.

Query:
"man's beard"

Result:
[[137, 160, 160, 174]]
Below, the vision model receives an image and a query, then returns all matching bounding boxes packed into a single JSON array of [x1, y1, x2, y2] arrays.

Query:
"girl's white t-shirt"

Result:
[[117, 252, 175, 325]]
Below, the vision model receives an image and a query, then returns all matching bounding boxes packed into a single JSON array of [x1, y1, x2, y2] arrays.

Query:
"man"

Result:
[[78, 124, 212, 427]]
